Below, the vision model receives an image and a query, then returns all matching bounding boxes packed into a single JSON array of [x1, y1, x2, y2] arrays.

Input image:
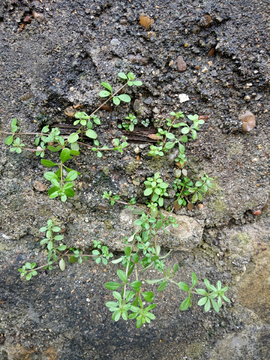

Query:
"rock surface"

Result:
[[0, 0, 269, 359]]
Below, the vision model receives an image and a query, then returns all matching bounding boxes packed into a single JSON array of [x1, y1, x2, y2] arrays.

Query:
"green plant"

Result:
[[143, 173, 169, 216], [3, 73, 229, 330], [99, 72, 142, 105], [18, 218, 113, 278], [3, 72, 142, 202], [147, 111, 204, 167], [92, 240, 114, 265], [141, 118, 150, 127], [100, 195, 230, 327], [118, 113, 138, 131], [173, 173, 214, 209]]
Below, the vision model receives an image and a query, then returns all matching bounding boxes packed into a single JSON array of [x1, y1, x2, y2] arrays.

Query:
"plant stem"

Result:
[[91, 82, 128, 117]]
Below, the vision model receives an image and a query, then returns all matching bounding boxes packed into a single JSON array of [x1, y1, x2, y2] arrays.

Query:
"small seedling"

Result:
[[173, 174, 214, 209], [99, 72, 142, 105], [118, 113, 138, 131], [144, 173, 169, 207], [141, 118, 150, 127]]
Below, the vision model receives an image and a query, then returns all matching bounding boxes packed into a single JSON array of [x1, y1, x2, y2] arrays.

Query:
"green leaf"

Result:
[[99, 90, 111, 97], [196, 288, 208, 296], [112, 310, 121, 322], [68, 133, 79, 143], [157, 281, 167, 292], [110, 258, 122, 265], [180, 297, 190, 311], [204, 278, 211, 290], [130, 281, 142, 292], [85, 129, 97, 139], [47, 145, 62, 152], [132, 254, 139, 263], [204, 299, 211, 312], [166, 132, 175, 140], [211, 299, 220, 312], [164, 142, 175, 150], [11, 118, 18, 133], [192, 129, 197, 140], [124, 246, 131, 256], [142, 291, 154, 302], [144, 188, 153, 196], [198, 297, 208, 306], [41, 159, 58, 167], [117, 269, 127, 283], [48, 186, 60, 196], [118, 94, 131, 102], [106, 301, 119, 308], [178, 282, 190, 291], [192, 272, 197, 287], [65, 170, 78, 182], [64, 182, 74, 190], [26, 273, 32, 281], [105, 282, 122, 290], [54, 235, 64, 241], [59, 258, 65, 271], [118, 72, 127, 79], [113, 291, 122, 303], [5, 135, 13, 145], [222, 295, 231, 303], [101, 82, 112, 92], [130, 80, 142, 86], [145, 278, 164, 285], [57, 245, 66, 251], [113, 96, 121, 105], [49, 190, 60, 199], [173, 264, 178, 275], [60, 148, 71, 163], [71, 142, 79, 151], [181, 127, 190, 135], [44, 172, 59, 182], [68, 256, 78, 263], [25, 262, 32, 270]]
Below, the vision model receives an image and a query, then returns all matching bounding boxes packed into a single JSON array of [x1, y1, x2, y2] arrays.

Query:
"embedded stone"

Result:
[[242, 111, 256, 132], [177, 56, 187, 72], [139, 14, 154, 29]]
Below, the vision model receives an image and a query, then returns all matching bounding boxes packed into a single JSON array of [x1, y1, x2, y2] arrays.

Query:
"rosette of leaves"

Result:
[[118, 113, 138, 132], [144, 173, 168, 207], [41, 148, 80, 202]]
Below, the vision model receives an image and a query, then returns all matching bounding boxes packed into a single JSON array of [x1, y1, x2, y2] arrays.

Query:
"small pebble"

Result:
[[120, 18, 127, 25], [177, 56, 187, 72], [200, 14, 211, 27], [111, 38, 120, 46], [32, 11, 45, 22], [242, 111, 256, 132], [198, 203, 204, 210], [252, 210, 261, 216], [139, 14, 154, 29], [24, 16, 32, 23], [129, 55, 148, 65], [208, 48, 215, 57], [179, 94, 189, 103]]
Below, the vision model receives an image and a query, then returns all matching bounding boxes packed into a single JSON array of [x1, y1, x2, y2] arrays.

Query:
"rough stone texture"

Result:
[[0, 0, 270, 359]]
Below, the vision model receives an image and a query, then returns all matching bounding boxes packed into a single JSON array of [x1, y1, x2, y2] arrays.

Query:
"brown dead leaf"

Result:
[[33, 181, 47, 192], [188, 203, 193, 211], [64, 106, 76, 117], [148, 134, 162, 140]]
